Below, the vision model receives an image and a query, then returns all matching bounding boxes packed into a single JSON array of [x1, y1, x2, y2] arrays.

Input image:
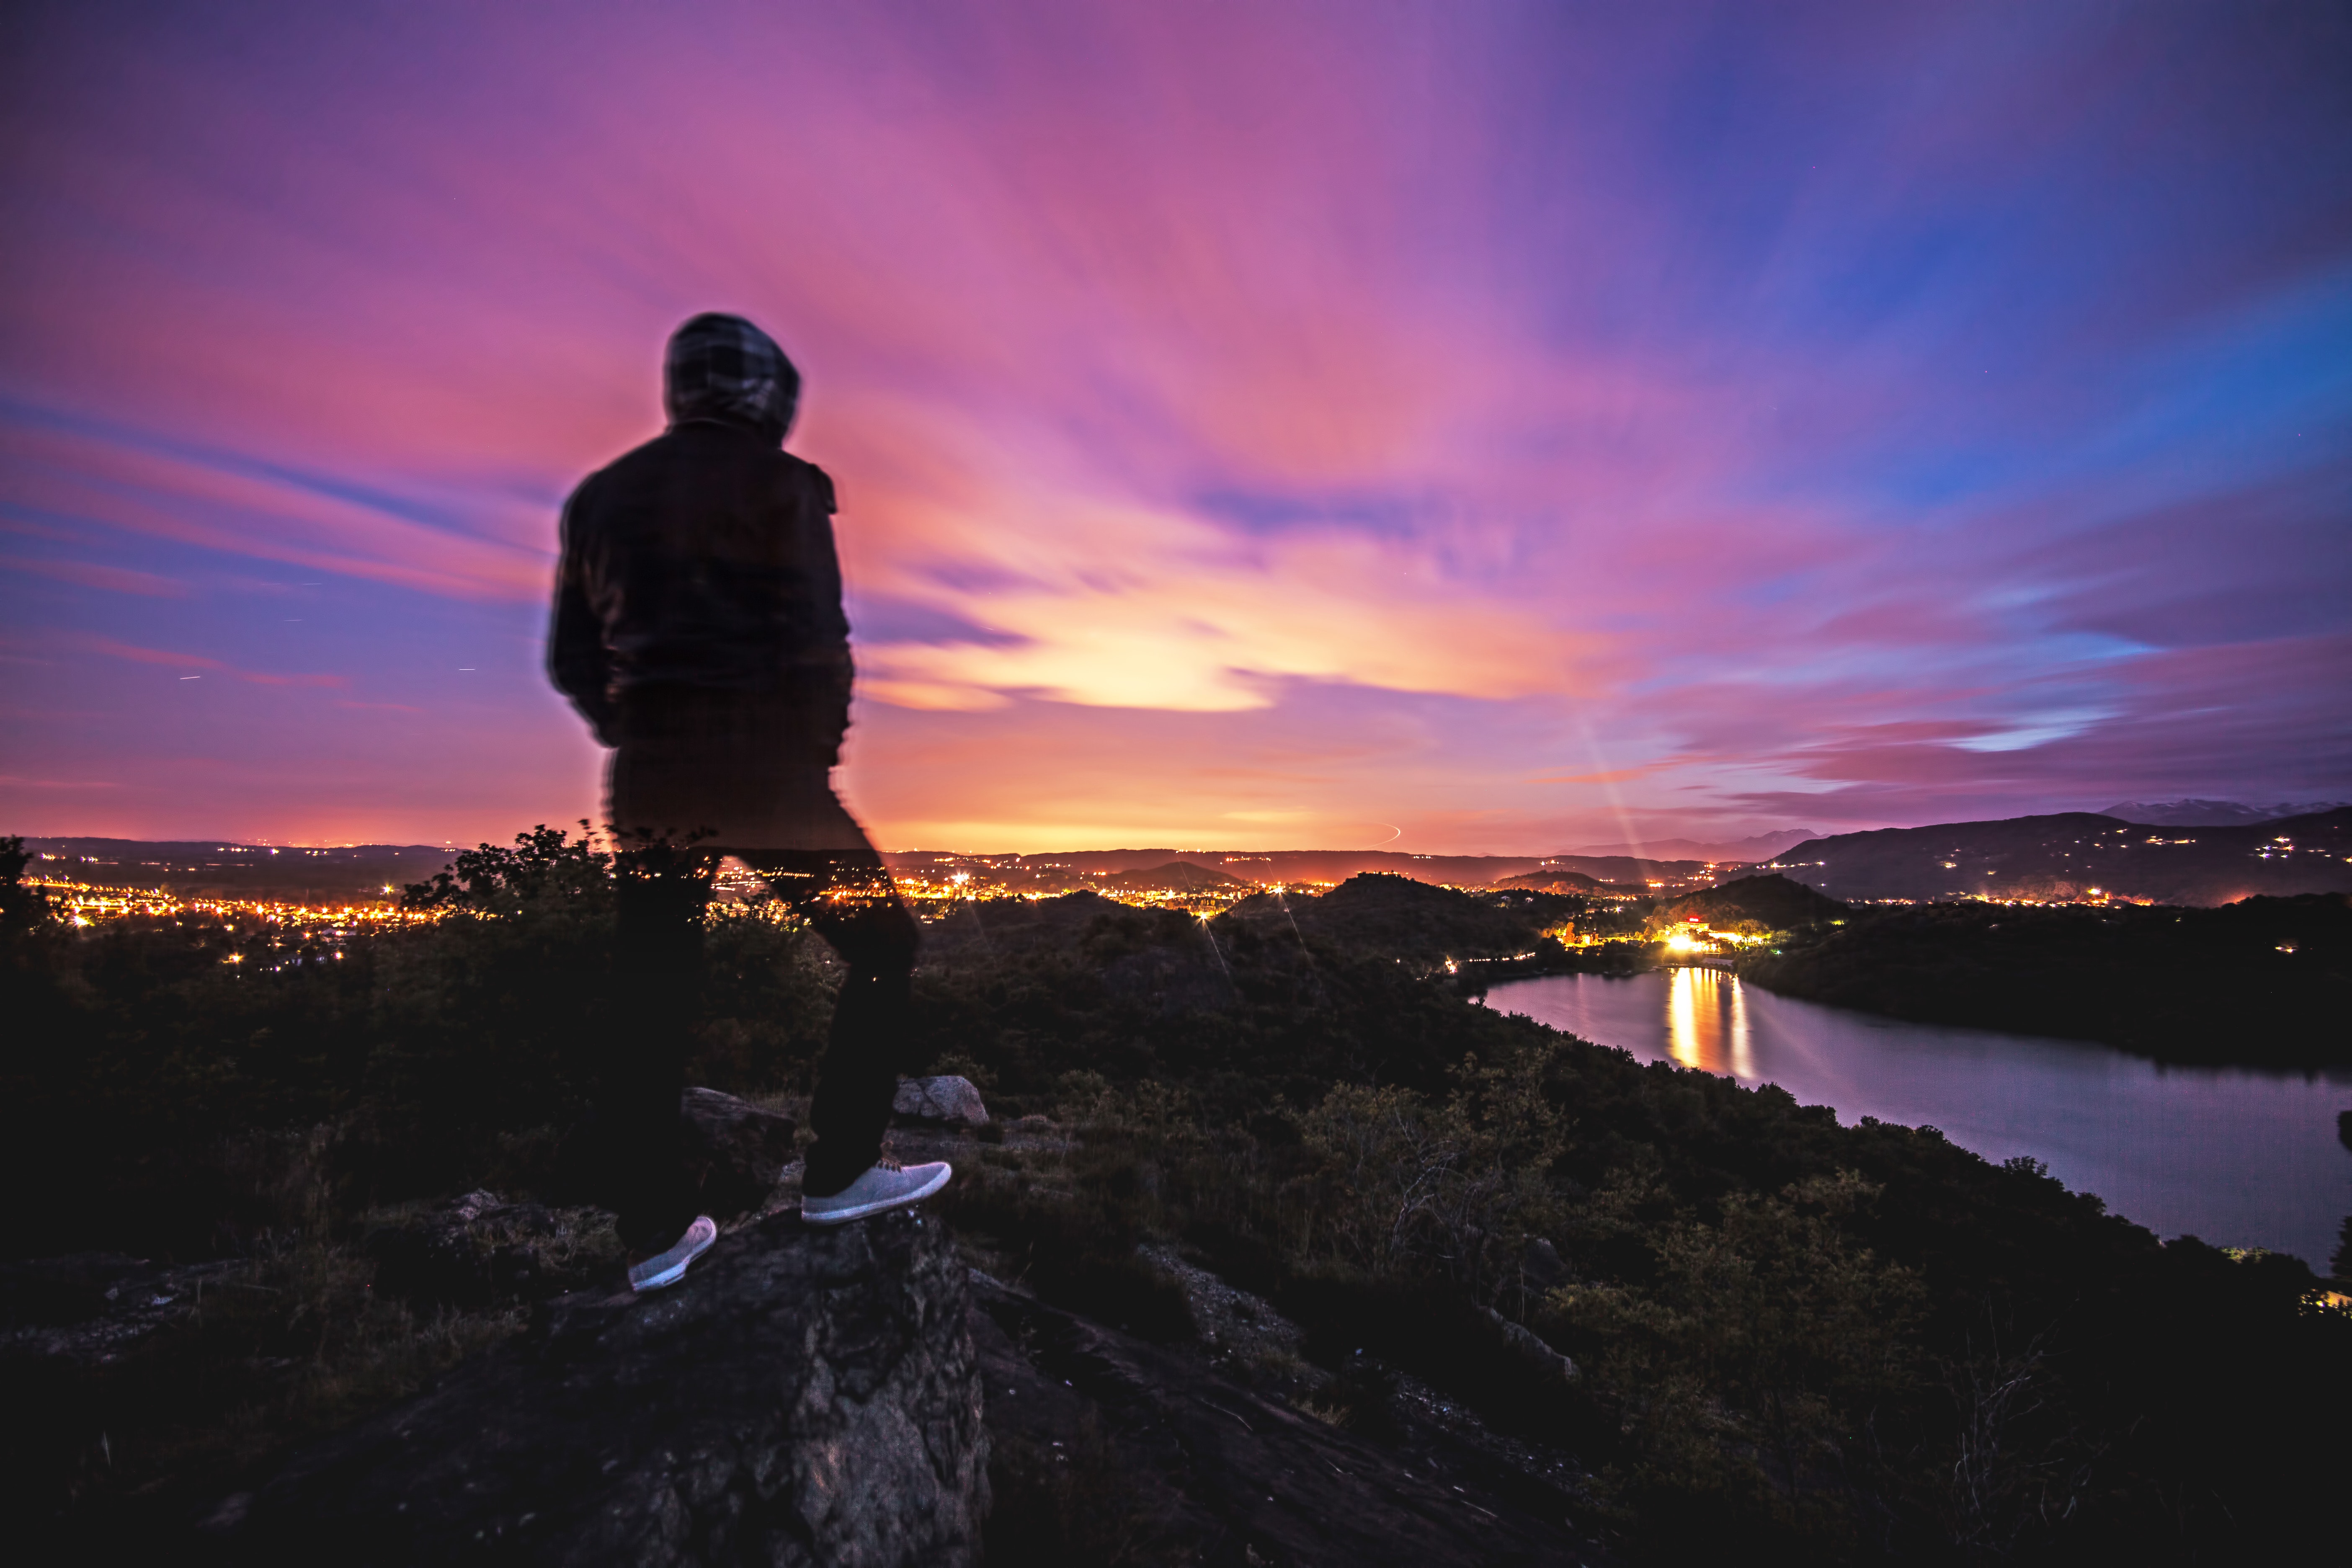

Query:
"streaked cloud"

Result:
[[2, 1, 2346, 848]]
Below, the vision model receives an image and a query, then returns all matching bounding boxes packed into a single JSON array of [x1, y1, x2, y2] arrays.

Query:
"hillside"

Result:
[[1094, 859, 1255, 893], [1743, 893, 2352, 1063], [886, 847, 1723, 892], [1280, 872, 1548, 965], [1492, 869, 1606, 895], [1658, 873, 1847, 934], [4, 834, 2343, 1563], [1570, 829, 1818, 862], [1764, 808, 2352, 905], [2107, 799, 2350, 827]]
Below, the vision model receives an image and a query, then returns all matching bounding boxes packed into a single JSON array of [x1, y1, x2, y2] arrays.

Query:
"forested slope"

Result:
[[3, 834, 2345, 1563]]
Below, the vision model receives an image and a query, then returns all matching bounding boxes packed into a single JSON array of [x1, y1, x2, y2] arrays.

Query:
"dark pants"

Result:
[[598, 846, 918, 1250]]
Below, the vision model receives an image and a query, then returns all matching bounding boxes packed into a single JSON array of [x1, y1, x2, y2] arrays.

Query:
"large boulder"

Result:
[[680, 1087, 798, 1216], [891, 1075, 989, 1128], [1475, 1303, 1581, 1387], [549, 1088, 797, 1224], [214, 1208, 986, 1565]]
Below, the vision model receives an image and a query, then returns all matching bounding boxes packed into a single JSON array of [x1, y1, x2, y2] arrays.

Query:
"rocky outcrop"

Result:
[[973, 1274, 1604, 1565], [1475, 1304, 1581, 1387], [1522, 1236, 1569, 1290], [0, 1252, 239, 1369], [891, 1075, 989, 1127], [214, 1209, 986, 1566], [680, 1087, 799, 1215], [352, 1090, 793, 1311], [548, 1088, 798, 1225]]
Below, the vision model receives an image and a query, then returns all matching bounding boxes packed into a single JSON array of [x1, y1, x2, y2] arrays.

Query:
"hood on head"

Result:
[[663, 313, 799, 444]]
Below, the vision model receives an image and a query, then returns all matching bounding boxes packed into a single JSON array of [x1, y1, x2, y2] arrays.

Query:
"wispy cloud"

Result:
[[0, 554, 186, 597], [2, 1, 2346, 846], [71, 634, 346, 689]]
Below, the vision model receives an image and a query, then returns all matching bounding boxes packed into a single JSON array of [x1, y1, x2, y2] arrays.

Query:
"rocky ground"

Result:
[[206, 1207, 988, 1566], [973, 1264, 1607, 1566], [5, 1081, 1613, 1563]]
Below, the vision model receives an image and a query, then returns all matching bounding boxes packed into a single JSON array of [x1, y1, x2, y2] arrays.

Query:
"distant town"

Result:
[[25, 798, 2349, 949]]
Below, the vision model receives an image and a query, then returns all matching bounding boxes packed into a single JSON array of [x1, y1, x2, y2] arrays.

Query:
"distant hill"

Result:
[[1093, 860, 1255, 893], [887, 847, 1720, 890], [1745, 893, 2352, 1065], [889, 847, 1552, 888], [2103, 799, 2351, 827], [1525, 854, 1716, 887], [21, 837, 455, 902], [919, 873, 1553, 984], [1226, 873, 1545, 966], [1492, 869, 1606, 895], [1658, 874, 1847, 933], [1568, 829, 1818, 863], [1764, 808, 2352, 905]]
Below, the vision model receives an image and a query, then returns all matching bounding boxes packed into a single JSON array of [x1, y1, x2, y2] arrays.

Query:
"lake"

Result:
[[1480, 967, 2351, 1267]]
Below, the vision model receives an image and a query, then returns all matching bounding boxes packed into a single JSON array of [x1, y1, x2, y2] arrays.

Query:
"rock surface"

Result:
[[680, 1086, 799, 1215], [1477, 1303, 1581, 1387], [891, 1075, 989, 1127], [972, 1273, 1605, 1565], [0, 1252, 239, 1369], [215, 1209, 986, 1565]]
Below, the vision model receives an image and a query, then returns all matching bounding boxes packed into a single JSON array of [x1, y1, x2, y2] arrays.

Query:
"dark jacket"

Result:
[[547, 420, 853, 758]]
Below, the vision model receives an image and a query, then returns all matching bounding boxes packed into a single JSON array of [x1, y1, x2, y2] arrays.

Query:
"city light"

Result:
[[27, 877, 445, 934]]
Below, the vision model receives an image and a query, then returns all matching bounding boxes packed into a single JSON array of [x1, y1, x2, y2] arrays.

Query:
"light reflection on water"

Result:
[[1666, 967, 1755, 1078], [1483, 968, 2352, 1266]]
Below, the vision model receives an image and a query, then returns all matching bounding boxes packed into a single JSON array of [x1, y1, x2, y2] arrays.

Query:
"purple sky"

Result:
[[3, 2, 2347, 852]]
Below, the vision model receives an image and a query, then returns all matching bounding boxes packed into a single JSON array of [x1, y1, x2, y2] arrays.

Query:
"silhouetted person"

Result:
[[549, 313, 947, 1289]]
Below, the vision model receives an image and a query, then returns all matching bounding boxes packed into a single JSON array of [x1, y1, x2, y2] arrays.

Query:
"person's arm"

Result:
[[547, 482, 621, 746], [787, 462, 854, 763]]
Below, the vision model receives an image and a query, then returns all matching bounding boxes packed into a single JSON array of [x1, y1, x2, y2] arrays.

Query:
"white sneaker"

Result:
[[801, 1158, 952, 1225], [627, 1215, 718, 1292]]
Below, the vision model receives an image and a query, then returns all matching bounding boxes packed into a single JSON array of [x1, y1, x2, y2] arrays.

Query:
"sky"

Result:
[[2, 0, 2348, 854]]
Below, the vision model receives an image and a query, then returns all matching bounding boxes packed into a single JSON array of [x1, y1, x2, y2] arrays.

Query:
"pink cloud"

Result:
[[0, 3, 2343, 847], [0, 555, 186, 597], [80, 637, 222, 670], [71, 634, 344, 690]]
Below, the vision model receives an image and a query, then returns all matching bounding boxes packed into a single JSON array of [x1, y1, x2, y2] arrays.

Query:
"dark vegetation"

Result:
[[1494, 868, 1607, 893], [1746, 894, 2352, 1065], [1661, 873, 1849, 934], [3, 831, 2347, 1563]]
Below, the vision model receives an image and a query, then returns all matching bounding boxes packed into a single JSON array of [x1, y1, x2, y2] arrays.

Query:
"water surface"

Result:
[[1482, 968, 2350, 1266]]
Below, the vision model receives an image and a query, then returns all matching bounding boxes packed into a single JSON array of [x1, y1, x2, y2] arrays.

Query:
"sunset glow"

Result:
[[3, 3, 2347, 851]]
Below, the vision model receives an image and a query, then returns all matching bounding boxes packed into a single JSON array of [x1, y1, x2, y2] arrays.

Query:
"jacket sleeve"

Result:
[[789, 463, 855, 765], [547, 482, 620, 746]]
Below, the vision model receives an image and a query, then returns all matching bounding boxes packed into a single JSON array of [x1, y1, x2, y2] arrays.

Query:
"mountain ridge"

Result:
[[1764, 808, 2352, 905], [2103, 798, 2351, 827]]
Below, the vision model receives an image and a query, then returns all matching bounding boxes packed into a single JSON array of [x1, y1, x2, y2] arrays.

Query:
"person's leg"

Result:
[[745, 851, 920, 1197], [602, 842, 717, 1251]]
